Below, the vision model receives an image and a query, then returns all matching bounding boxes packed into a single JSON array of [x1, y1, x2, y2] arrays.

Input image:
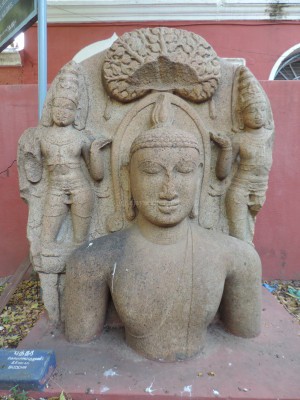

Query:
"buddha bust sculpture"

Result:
[[64, 94, 262, 362], [18, 27, 274, 361]]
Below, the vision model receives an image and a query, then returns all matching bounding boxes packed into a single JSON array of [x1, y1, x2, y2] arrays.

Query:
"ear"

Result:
[[189, 166, 202, 220], [189, 182, 200, 219], [40, 89, 54, 127], [238, 109, 245, 131], [120, 165, 136, 221]]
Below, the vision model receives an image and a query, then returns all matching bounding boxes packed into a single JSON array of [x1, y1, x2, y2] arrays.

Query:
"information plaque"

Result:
[[0, 349, 56, 391]]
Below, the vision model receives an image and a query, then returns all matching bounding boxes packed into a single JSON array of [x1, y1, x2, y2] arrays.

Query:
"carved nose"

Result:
[[160, 177, 178, 200]]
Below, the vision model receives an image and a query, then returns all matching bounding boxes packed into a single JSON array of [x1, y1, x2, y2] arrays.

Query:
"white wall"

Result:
[[47, 1, 300, 22]]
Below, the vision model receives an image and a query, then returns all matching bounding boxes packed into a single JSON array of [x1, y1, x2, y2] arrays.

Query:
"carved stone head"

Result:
[[238, 67, 267, 129], [52, 98, 77, 127], [122, 95, 203, 226], [232, 66, 273, 132], [129, 128, 201, 227], [40, 61, 88, 130]]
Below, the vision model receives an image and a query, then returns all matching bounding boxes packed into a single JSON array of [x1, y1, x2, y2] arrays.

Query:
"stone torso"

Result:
[[40, 127, 90, 185], [232, 130, 273, 190], [106, 224, 227, 361], [41, 127, 87, 167]]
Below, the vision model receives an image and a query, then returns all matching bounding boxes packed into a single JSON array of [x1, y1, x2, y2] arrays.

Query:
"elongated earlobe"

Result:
[[189, 174, 201, 219], [189, 205, 198, 219], [189, 190, 199, 219], [120, 165, 136, 221]]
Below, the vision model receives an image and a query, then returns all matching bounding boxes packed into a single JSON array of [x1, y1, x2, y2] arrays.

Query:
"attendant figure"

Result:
[[210, 67, 273, 243], [24, 63, 110, 324], [40, 66, 109, 246]]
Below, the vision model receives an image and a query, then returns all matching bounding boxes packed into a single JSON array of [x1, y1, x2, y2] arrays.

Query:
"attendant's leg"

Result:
[[39, 272, 60, 325], [42, 190, 68, 243], [71, 188, 94, 243]]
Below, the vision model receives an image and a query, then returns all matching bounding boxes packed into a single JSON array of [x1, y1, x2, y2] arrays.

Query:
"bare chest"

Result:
[[108, 242, 226, 338], [41, 129, 84, 164]]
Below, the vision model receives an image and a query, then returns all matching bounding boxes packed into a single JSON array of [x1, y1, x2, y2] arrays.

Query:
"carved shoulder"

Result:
[[195, 226, 261, 278], [225, 237, 261, 277], [66, 229, 129, 281]]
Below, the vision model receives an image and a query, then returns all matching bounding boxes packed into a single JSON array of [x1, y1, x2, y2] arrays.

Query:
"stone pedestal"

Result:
[[0, 289, 297, 400]]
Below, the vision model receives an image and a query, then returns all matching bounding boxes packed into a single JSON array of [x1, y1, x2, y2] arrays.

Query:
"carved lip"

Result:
[[158, 201, 180, 214], [254, 118, 264, 125], [56, 118, 69, 126]]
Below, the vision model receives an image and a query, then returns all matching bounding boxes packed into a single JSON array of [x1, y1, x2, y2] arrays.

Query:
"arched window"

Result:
[[269, 44, 300, 80]]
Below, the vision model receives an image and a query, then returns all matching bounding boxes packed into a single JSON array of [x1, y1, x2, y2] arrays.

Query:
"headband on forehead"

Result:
[[130, 128, 200, 157], [129, 94, 200, 158]]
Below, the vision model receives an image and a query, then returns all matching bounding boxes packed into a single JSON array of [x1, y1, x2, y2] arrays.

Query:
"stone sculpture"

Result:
[[18, 62, 110, 324], [225, 66, 274, 243], [41, 65, 108, 246], [18, 27, 274, 360], [65, 93, 262, 361]]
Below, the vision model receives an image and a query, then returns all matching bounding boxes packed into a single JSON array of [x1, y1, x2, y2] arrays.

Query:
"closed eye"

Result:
[[175, 161, 197, 174], [138, 161, 164, 174]]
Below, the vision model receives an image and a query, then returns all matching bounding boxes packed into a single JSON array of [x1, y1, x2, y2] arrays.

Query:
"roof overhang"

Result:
[[47, 1, 300, 23]]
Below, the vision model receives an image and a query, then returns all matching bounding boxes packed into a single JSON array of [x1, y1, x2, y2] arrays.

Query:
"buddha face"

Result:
[[52, 98, 77, 127], [129, 146, 201, 227], [242, 101, 267, 129]]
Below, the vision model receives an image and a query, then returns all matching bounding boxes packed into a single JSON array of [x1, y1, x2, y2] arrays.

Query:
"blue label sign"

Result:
[[0, 349, 56, 391]]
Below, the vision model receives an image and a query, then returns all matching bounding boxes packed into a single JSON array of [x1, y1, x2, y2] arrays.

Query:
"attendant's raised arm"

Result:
[[210, 131, 233, 180]]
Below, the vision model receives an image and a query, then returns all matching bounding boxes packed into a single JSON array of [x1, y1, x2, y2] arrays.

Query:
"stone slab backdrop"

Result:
[[16, 27, 275, 362]]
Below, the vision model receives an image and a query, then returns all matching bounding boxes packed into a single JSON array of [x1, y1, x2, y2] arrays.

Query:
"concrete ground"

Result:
[[1, 288, 299, 399]]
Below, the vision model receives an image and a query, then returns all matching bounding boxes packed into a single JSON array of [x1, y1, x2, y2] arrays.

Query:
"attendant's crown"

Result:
[[54, 62, 79, 105], [238, 67, 266, 111]]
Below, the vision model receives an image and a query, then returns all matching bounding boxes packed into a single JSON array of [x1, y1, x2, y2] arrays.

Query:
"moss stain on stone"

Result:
[[266, 1, 289, 19]]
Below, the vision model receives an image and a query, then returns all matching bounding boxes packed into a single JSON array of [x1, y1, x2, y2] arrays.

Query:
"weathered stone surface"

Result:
[[64, 92, 262, 361], [18, 27, 274, 360], [102, 28, 220, 103], [18, 61, 111, 324]]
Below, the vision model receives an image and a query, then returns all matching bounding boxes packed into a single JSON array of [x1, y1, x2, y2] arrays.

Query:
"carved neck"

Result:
[[244, 126, 265, 134], [52, 124, 73, 130], [136, 214, 189, 245]]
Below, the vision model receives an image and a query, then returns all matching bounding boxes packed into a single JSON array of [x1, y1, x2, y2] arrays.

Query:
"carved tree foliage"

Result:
[[102, 27, 221, 103]]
